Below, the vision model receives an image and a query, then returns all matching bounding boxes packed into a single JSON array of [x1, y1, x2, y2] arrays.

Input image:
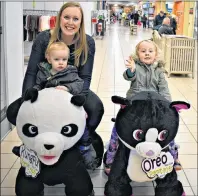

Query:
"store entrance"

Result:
[[0, 2, 12, 140]]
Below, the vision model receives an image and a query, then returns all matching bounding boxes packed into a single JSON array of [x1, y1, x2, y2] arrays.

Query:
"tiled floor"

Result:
[[1, 23, 197, 195]]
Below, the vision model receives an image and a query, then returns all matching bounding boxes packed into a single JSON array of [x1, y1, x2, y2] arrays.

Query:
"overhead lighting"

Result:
[[114, 4, 118, 6]]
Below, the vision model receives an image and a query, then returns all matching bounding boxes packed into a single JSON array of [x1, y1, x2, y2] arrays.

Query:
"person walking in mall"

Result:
[[22, 2, 104, 171], [134, 11, 139, 25], [153, 10, 165, 31], [141, 14, 148, 28], [158, 17, 174, 35], [167, 13, 177, 35]]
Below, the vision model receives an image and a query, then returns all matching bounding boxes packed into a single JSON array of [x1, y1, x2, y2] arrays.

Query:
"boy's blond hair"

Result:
[[45, 41, 70, 58]]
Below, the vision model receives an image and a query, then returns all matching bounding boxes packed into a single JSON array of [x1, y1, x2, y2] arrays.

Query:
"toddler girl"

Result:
[[104, 40, 181, 175]]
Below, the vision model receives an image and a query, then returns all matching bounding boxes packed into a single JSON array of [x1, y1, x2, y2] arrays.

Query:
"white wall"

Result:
[[4, 2, 24, 104], [80, 2, 97, 36], [23, 2, 64, 11]]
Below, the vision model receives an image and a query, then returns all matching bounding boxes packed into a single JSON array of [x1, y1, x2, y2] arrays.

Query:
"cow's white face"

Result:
[[16, 88, 86, 165]]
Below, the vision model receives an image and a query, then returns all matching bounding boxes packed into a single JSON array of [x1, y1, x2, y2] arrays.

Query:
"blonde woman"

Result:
[[22, 2, 104, 171], [104, 40, 181, 175]]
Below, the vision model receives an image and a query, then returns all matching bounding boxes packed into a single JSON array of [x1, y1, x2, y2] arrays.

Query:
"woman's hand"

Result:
[[56, 86, 69, 91], [125, 56, 136, 72]]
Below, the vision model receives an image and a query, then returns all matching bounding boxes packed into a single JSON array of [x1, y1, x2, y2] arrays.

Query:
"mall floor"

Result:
[[1, 23, 197, 196]]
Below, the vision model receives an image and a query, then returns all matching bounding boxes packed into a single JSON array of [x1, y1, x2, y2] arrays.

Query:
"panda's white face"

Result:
[[16, 89, 86, 165]]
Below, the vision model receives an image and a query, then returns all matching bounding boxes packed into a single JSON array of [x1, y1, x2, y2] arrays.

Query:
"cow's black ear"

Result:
[[111, 96, 130, 106], [71, 95, 86, 106], [6, 97, 23, 125]]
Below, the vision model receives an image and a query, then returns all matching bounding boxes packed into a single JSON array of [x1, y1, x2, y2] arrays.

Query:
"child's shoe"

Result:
[[169, 141, 182, 171], [104, 163, 112, 176], [79, 144, 98, 170], [174, 159, 182, 171]]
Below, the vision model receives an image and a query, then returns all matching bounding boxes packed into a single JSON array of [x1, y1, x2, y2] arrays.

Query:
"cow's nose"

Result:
[[146, 150, 154, 157], [44, 144, 54, 150]]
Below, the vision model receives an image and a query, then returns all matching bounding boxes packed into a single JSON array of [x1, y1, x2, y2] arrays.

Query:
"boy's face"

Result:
[[47, 50, 68, 72], [138, 42, 157, 65]]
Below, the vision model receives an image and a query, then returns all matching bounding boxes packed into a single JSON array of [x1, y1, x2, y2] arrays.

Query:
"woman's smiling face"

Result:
[[60, 7, 82, 36]]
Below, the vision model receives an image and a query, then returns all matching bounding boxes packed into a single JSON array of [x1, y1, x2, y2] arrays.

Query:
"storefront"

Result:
[[172, 1, 196, 37], [172, 1, 184, 35], [154, 1, 166, 16]]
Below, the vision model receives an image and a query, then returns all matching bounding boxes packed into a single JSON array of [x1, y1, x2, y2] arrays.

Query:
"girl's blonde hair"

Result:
[[45, 41, 70, 58], [134, 39, 162, 61], [48, 2, 88, 67]]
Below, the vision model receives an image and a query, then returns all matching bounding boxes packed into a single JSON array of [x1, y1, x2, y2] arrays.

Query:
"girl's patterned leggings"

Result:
[[105, 125, 179, 165]]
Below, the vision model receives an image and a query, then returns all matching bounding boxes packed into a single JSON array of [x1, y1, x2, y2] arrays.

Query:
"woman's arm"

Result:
[[78, 35, 95, 95], [22, 31, 49, 95]]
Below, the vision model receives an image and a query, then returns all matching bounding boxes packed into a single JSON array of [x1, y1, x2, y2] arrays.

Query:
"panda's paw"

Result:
[[38, 190, 44, 196], [105, 181, 132, 196], [88, 190, 95, 196]]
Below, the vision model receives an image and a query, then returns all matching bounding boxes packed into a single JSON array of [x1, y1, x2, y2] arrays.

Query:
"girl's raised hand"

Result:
[[125, 56, 136, 72]]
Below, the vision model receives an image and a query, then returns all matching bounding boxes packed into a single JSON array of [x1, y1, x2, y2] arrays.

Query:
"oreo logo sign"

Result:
[[141, 152, 174, 179]]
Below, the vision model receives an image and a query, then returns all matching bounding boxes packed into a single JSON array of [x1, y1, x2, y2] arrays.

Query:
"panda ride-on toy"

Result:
[[6, 88, 95, 196]]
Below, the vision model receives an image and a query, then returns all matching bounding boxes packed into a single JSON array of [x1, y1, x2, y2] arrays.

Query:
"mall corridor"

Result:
[[1, 23, 197, 196]]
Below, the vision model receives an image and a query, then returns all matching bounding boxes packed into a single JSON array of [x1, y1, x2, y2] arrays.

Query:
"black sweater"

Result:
[[158, 24, 174, 35], [22, 30, 95, 95]]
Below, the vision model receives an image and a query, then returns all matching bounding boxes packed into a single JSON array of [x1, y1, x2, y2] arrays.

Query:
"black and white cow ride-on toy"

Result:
[[6, 88, 96, 196], [104, 91, 190, 196]]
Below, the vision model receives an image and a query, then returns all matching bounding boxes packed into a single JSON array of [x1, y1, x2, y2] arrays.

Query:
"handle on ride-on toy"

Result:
[[12, 146, 20, 157], [111, 118, 116, 122]]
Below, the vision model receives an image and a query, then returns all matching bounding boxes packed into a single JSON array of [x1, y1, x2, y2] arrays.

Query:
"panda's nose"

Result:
[[44, 144, 54, 150]]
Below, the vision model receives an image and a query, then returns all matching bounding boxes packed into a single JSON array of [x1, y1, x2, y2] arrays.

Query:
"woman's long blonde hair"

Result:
[[49, 2, 88, 67]]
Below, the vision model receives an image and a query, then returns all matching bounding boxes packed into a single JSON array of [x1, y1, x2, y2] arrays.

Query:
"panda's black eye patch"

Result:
[[61, 124, 78, 137], [22, 124, 38, 137]]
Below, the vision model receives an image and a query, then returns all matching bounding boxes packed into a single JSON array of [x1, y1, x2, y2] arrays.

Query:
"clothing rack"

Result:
[[23, 9, 58, 16]]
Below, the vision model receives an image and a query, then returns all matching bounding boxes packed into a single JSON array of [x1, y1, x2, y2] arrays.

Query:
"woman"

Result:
[[22, 2, 104, 170]]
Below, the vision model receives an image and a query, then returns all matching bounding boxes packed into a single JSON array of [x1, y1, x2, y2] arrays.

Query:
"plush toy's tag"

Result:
[[20, 145, 40, 178], [141, 152, 174, 179]]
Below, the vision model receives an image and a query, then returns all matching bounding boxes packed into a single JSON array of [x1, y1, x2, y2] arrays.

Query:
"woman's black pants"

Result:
[[82, 90, 104, 160], [84, 90, 104, 135]]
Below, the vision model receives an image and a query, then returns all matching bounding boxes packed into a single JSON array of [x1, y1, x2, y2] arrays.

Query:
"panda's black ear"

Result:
[[23, 88, 38, 103], [71, 95, 86, 106], [6, 97, 23, 125], [111, 96, 130, 106]]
